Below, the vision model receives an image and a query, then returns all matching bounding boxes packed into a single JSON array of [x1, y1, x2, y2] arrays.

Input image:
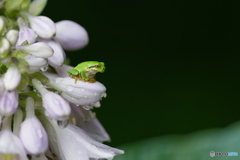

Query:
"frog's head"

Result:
[[89, 62, 105, 73]]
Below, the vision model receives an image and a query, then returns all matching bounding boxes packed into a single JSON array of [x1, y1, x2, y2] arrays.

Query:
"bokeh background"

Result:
[[43, 0, 240, 159]]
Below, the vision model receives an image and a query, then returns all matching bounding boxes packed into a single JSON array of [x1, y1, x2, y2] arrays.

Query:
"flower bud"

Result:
[[24, 55, 48, 73], [6, 30, 19, 46], [32, 79, 71, 120], [19, 97, 48, 155], [47, 41, 66, 67], [48, 77, 106, 106], [3, 64, 21, 91], [28, 15, 56, 39], [28, 0, 47, 16], [0, 90, 18, 116], [55, 20, 89, 51], [16, 42, 53, 58], [0, 38, 10, 58], [17, 27, 37, 46], [0, 16, 6, 34]]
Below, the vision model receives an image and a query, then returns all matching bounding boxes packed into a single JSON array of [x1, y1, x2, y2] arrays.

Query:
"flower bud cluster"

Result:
[[0, 1, 123, 160]]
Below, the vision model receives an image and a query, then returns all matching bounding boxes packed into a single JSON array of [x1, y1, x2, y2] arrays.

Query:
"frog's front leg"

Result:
[[80, 70, 89, 81]]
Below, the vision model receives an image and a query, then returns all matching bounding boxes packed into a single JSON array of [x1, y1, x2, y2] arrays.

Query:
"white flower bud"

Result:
[[47, 41, 66, 67], [29, 0, 47, 16], [19, 97, 48, 155], [3, 64, 21, 91], [0, 90, 18, 116], [17, 27, 37, 46], [48, 77, 106, 106], [0, 16, 6, 34], [32, 79, 71, 120], [16, 42, 53, 58], [6, 30, 19, 46], [24, 55, 48, 73], [28, 15, 56, 39], [0, 38, 10, 58], [55, 20, 89, 51]]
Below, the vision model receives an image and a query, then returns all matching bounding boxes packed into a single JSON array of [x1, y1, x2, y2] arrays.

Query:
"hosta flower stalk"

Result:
[[0, 0, 124, 160]]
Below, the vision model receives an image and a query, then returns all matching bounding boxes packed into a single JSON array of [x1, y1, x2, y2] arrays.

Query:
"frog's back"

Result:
[[75, 61, 101, 70]]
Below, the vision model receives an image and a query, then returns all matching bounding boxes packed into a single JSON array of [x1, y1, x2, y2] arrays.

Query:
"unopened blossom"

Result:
[[32, 79, 71, 120], [0, 90, 18, 116], [6, 29, 19, 46], [19, 97, 48, 155], [47, 40, 66, 67], [15, 42, 53, 58], [0, 117, 28, 160], [3, 64, 21, 91], [28, 0, 47, 16], [55, 20, 89, 51], [0, 38, 10, 58], [27, 14, 56, 39], [0, 16, 6, 34]]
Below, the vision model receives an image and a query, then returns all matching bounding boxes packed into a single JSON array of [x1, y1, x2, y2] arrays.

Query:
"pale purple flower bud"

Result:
[[16, 42, 53, 58], [48, 77, 106, 106], [29, 0, 47, 16], [0, 117, 28, 160], [32, 79, 71, 120], [6, 30, 19, 46], [19, 97, 48, 155], [0, 90, 18, 116], [54, 64, 73, 77], [28, 15, 56, 39], [55, 20, 89, 51], [47, 41, 66, 67], [3, 64, 21, 91], [24, 55, 48, 73], [0, 38, 10, 58]]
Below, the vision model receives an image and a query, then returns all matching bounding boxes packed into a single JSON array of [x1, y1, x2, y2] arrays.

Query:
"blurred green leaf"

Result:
[[114, 121, 240, 160]]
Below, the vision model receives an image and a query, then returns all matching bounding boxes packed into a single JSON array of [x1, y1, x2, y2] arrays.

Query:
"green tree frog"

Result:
[[67, 61, 105, 83]]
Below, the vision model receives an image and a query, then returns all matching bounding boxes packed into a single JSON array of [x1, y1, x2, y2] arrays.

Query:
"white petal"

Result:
[[16, 42, 53, 58], [6, 30, 19, 46], [48, 77, 106, 106]]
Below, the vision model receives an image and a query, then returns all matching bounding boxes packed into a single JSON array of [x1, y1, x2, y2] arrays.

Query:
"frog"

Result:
[[67, 61, 105, 83]]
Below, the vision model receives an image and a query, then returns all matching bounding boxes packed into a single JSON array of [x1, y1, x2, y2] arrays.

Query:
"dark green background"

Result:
[[43, 0, 240, 147]]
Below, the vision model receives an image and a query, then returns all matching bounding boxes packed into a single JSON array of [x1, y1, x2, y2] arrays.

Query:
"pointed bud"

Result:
[[19, 97, 48, 155], [3, 64, 21, 91], [16, 42, 53, 58], [32, 79, 71, 120], [0, 90, 18, 116], [0, 38, 10, 58], [24, 55, 48, 73], [29, 0, 47, 16], [55, 20, 89, 51], [47, 41, 66, 67], [28, 15, 56, 39], [17, 17, 37, 46], [48, 77, 106, 106], [6, 30, 19, 46]]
